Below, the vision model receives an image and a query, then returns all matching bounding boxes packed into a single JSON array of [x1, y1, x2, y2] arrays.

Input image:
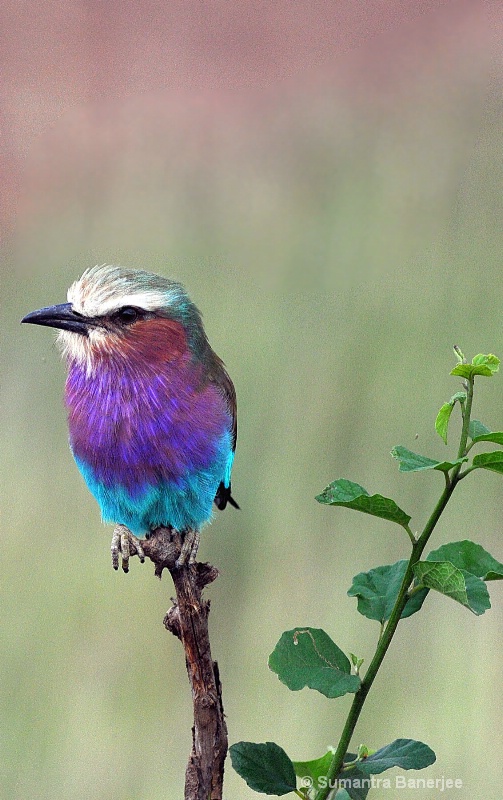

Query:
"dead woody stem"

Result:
[[133, 526, 228, 800]]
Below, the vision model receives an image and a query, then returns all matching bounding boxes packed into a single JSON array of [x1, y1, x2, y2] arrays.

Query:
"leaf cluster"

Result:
[[230, 738, 435, 798]]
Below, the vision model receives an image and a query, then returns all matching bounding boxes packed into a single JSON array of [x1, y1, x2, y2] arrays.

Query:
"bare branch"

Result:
[[135, 526, 227, 800]]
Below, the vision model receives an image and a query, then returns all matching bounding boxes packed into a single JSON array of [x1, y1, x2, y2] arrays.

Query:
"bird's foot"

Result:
[[111, 524, 145, 572], [176, 529, 200, 567]]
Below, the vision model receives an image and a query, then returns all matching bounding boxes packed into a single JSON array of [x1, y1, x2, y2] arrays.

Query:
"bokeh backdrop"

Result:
[[2, 2, 503, 799]]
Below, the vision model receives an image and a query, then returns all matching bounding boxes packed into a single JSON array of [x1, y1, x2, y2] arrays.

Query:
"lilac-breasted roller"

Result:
[[22, 265, 238, 571]]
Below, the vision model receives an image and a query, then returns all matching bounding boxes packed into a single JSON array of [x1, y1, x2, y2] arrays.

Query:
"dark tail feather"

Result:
[[214, 481, 240, 511], [227, 494, 240, 510]]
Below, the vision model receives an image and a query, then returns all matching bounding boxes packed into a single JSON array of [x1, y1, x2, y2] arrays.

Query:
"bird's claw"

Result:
[[111, 524, 145, 572], [176, 529, 200, 567]]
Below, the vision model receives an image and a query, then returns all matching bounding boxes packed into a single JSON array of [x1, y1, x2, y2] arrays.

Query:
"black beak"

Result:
[[21, 303, 91, 336]]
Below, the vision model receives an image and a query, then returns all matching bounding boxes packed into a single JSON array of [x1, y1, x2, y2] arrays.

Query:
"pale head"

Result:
[[22, 264, 207, 373], [68, 264, 190, 319]]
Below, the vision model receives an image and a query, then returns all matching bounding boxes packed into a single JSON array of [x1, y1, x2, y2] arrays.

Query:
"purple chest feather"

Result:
[[65, 351, 231, 494]]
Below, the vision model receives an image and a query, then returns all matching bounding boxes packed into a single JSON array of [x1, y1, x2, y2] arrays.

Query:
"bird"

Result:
[[22, 264, 238, 571]]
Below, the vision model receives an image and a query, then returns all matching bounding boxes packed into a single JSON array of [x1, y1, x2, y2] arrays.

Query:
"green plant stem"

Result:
[[456, 465, 477, 480], [314, 379, 475, 800], [403, 523, 416, 545], [456, 377, 474, 460]]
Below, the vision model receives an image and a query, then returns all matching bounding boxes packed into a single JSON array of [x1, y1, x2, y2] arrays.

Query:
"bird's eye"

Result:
[[115, 306, 140, 325]]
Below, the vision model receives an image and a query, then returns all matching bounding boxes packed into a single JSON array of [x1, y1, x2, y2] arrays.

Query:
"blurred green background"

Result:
[[3, 3, 503, 799]]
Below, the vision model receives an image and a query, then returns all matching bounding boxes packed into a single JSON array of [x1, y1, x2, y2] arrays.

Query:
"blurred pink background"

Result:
[[4, 2, 500, 233]]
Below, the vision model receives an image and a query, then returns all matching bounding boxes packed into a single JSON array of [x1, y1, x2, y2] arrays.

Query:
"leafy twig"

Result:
[[230, 351, 502, 800]]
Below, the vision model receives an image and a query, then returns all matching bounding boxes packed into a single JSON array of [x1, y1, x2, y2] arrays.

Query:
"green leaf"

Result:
[[472, 353, 500, 372], [469, 419, 491, 439], [451, 353, 500, 379], [229, 741, 297, 796], [349, 653, 364, 672], [337, 762, 371, 800], [391, 446, 467, 473], [353, 739, 436, 775], [427, 540, 503, 581], [450, 390, 468, 403], [348, 561, 428, 623], [294, 752, 370, 800], [435, 403, 454, 445], [450, 364, 477, 378], [293, 750, 334, 796], [268, 628, 360, 698], [472, 451, 503, 474], [413, 561, 491, 615], [471, 431, 503, 446], [315, 479, 411, 527], [468, 418, 503, 446], [435, 392, 466, 444]]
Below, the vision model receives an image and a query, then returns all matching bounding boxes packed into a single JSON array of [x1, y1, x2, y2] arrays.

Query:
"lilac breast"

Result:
[[65, 353, 232, 496]]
